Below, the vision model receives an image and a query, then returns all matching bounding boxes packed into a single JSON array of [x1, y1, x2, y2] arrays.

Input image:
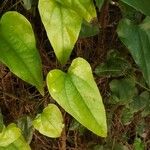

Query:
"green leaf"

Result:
[[95, 51, 131, 77], [120, 0, 150, 16], [110, 78, 136, 104], [134, 138, 145, 150], [38, 0, 82, 64], [121, 108, 133, 124], [95, 0, 104, 10], [0, 11, 44, 95], [47, 57, 107, 137], [117, 17, 150, 87], [0, 124, 21, 147], [17, 116, 33, 144], [0, 136, 31, 150], [33, 104, 64, 138], [79, 21, 100, 38], [55, 0, 96, 22], [22, 0, 32, 10]]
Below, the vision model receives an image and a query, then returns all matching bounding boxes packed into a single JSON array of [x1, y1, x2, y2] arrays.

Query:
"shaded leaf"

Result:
[[117, 17, 150, 87], [120, 0, 150, 16], [17, 116, 33, 144], [121, 108, 133, 124], [110, 78, 136, 104], [95, 0, 104, 10], [0, 11, 44, 95], [47, 57, 107, 137], [79, 21, 100, 38], [33, 104, 64, 138], [38, 0, 82, 64], [95, 51, 131, 77]]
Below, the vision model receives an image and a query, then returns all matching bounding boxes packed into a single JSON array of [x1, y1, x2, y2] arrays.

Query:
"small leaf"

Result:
[[79, 21, 99, 38], [0, 11, 44, 95], [38, 0, 82, 64], [110, 78, 136, 104], [117, 17, 150, 87], [22, 0, 32, 10], [47, 57, 107, 137], [120, 0, 150, 17], [33, 104, 64, 138], [121, 108, 133, 124], [17, 116, 33, 144], [0, 124, 21, 147], [55, 0, 96, 22], [95, 0, 104, 10]]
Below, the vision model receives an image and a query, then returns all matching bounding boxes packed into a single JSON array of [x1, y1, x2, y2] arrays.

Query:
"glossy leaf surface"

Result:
[[47, 58, 107, 137], [33, 104, 64, 138], [0, 12, 44, 95]]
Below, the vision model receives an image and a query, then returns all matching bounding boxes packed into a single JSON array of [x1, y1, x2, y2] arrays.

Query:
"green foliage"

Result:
[[134, 138, 145, 150], [33, 104, 64, 138], [95, 50, 131, 77], [120, 0, 150, 16], [38, 0, 96, 64], [109, 78, 136, 105], [80, 21, 100, 38], [95, 0, 104, 10], [117, 17, 150, 87], [0, 11, 44, 95], [17, 116, 33, 144], [47, 58, 107, 137], [0, 123, 30, 150]]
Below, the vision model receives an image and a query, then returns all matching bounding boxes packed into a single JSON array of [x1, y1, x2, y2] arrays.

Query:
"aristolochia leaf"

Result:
[[117, 17, 150, 87], [47, 58, 107, 137], [33, 104, 64, 138], [38, 0, 82, 64], [0, 12, 44, 95]]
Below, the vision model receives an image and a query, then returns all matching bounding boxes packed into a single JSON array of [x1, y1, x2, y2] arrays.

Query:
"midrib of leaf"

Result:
[[0, 31, 41, 88], [66, 75, 102, 129], [41, 112, 60, 135]]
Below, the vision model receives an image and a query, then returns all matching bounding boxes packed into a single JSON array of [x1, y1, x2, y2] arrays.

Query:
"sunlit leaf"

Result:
[[33, 104, 64, 138], [47, 57, 107, 137], [38, 0, 82, 64], [0, 12, 44, 95], [55, 0, 96, 22]]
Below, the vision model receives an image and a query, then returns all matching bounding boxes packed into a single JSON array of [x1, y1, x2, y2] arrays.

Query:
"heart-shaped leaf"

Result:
[[47, 58, 107, 137], [117, 17, 150, 87], [55, 0, 96, 22], [38, 0, 82, 64], [0, 11, 44, 95], [33, 104, 64, 138], [120, 0, 150, 16]]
